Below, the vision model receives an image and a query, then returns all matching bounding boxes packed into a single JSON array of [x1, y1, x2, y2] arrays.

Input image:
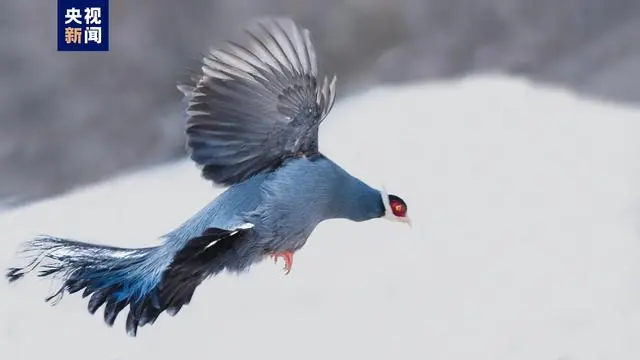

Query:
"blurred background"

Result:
[[2, 0, 640, 208]]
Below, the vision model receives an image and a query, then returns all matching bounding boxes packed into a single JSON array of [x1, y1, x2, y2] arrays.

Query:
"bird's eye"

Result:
[[390, 200, 406, 217], [387, 194, 408, 218]]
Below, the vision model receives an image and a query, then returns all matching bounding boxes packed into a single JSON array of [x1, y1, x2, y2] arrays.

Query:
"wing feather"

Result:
[[178, 17, 337, 186]]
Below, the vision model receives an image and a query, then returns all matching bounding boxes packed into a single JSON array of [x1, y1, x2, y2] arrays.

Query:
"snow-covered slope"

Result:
[[3, 75, 640, 359]]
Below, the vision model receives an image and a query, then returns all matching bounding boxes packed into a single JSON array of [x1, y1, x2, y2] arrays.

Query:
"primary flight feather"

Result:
[[6, 17, 410, 337]]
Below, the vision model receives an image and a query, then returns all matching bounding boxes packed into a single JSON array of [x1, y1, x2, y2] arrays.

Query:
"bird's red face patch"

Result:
[[389, 195, 407, 218]]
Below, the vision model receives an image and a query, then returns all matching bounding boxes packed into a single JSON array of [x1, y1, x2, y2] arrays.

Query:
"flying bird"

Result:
[[6, 17, 410, 337]]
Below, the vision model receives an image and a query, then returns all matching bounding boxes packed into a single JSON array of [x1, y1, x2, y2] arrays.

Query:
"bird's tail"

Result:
[[5, 228, 249, 336]]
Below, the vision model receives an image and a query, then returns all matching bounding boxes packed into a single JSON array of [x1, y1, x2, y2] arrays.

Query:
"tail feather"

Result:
[[6, 227, 251, 337], [6, 236, 165, 334]]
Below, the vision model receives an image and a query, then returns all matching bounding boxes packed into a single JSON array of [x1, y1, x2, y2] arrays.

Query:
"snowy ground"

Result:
[[2, 75, 640, 359]]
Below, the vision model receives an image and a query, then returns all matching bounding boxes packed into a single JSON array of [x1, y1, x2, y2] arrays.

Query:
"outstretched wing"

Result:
[[178, 17, 337, 186]]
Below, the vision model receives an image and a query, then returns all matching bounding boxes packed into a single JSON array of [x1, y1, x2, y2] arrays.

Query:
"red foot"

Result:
[[268, 250, 294, 275]]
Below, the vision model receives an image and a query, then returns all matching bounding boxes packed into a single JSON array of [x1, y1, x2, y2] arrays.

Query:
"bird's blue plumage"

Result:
[[163, 156, 384, 266], [5, 17, 408, 337]]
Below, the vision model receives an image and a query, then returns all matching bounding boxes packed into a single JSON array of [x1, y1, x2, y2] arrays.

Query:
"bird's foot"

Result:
[[268, 250, 294, 275]]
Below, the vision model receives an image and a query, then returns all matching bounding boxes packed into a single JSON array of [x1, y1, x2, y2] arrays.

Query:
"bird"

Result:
[[5, 17, 410, 337]]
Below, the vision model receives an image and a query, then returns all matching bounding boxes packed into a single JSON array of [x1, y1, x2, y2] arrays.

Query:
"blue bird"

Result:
[[6, 17, 410, 337]]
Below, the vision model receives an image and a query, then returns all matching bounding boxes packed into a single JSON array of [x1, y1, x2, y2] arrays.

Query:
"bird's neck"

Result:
[[328, 177, 385, 223]]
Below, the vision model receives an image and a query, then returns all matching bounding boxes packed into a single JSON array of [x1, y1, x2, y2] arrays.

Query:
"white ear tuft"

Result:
[[380, 184, 395, 221]]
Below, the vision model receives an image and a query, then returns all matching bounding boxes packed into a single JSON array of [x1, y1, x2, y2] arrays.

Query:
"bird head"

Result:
[[380, 187, 411, 227]]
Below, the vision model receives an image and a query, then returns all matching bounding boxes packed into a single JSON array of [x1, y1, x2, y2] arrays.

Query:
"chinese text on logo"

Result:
[[58, 0, 109, 51]]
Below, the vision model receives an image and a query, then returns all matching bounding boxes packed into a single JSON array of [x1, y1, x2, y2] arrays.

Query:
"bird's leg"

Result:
[[267, 250, 294, 275]]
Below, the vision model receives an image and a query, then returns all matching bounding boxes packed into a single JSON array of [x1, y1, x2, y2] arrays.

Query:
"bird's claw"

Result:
[[268, 250, 294, 275]]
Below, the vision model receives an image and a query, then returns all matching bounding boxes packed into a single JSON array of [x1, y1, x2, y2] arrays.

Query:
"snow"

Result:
[[3, 74, 640, 359]]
